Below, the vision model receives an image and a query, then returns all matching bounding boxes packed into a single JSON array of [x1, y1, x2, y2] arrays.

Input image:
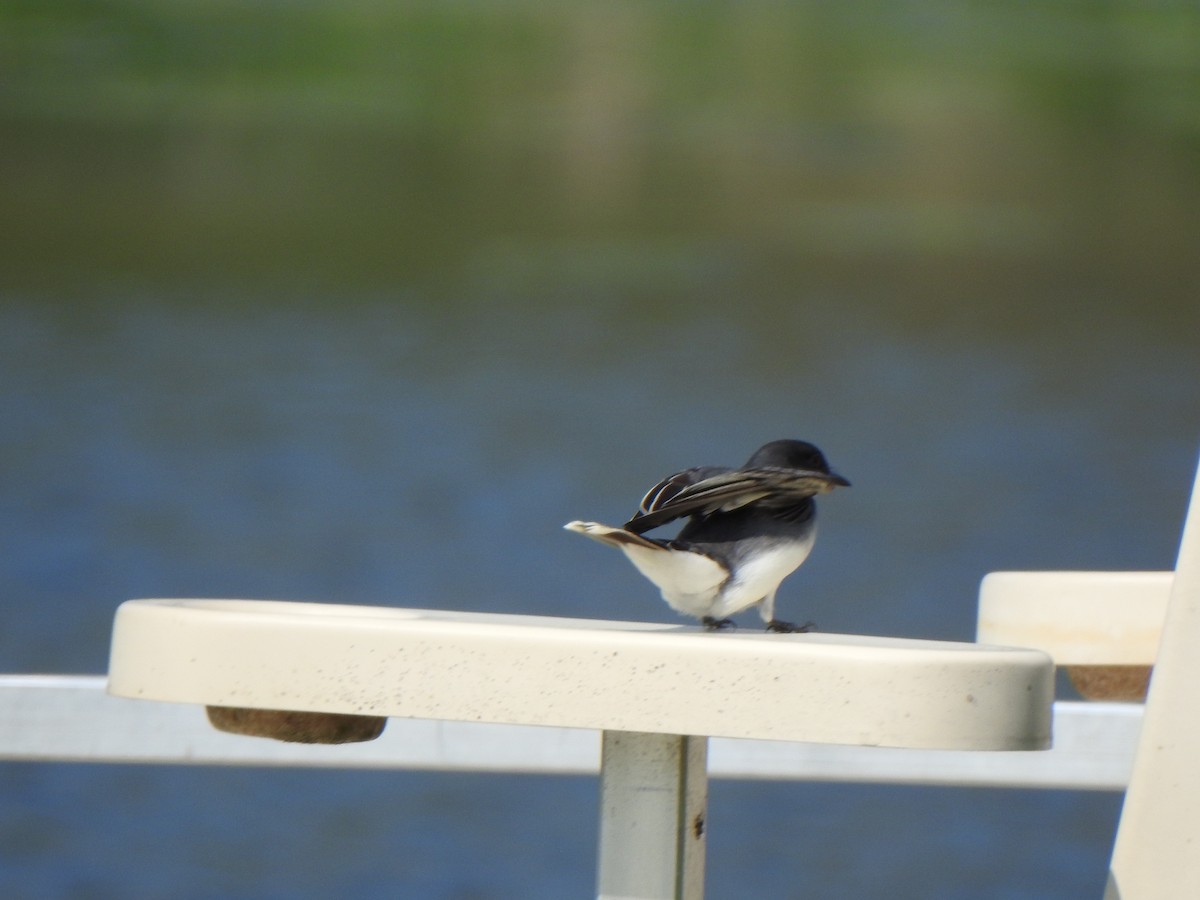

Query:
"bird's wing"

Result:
[[625, 466, 838, 534], [636, 466, 728, 515]]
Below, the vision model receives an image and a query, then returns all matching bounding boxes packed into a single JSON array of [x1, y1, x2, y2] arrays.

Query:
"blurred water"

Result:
[[3, 2, 1200, 897], [0, 293, 1191, 898]]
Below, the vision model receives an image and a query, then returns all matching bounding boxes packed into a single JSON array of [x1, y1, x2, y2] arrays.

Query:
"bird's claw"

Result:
[[702, 617, 737, 631], [766, 619, 816, 634]]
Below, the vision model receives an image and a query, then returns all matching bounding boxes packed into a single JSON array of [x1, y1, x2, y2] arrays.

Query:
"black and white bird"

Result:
[[565, 439, 848, 632]]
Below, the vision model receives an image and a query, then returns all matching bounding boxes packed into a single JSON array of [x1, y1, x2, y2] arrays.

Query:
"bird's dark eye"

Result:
[[793, 449, 824, 470]]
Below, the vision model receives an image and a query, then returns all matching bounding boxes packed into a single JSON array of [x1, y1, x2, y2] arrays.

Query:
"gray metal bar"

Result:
[[0, 675, 1140, 789]]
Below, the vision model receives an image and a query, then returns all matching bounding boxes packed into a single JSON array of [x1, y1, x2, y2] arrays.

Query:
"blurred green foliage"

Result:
[[1, 1, 1197, 325]]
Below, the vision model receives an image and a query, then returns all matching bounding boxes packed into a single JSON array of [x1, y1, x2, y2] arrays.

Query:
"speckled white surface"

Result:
[[977, 571, 1170, 664], [108, 599, 1053, 750]]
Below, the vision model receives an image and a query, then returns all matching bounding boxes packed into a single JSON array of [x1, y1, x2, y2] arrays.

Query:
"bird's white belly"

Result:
[[708, 533, 816, 619], [618, 531, 816, 621]]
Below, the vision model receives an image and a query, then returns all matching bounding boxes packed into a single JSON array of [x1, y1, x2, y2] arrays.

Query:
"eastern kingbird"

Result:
[[565, 439, 848, 632]]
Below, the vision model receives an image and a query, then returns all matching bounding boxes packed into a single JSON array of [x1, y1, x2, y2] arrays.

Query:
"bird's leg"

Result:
[[702, 616, 737, 631], [766, 619, 816, 634], [758, 590, 776, 625], [759, 589, 816, 633]]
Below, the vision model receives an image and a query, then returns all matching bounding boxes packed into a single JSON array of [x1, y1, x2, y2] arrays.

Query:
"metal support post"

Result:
[[596, 731, 707, 900]]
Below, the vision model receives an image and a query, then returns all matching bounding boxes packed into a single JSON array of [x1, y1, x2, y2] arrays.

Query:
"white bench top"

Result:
[[108, 599, 1053, 751], [978, 571, 1170, 664]]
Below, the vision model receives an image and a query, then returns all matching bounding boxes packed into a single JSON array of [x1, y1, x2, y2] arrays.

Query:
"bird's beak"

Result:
[[792, 470, 850, 492]]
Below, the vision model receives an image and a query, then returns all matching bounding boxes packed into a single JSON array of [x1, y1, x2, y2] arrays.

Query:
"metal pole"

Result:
[[596, 731, 707, 900]]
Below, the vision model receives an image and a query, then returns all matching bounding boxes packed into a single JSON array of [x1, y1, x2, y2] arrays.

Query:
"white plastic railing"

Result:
[[1105, 454, 1200, 899], [977, 451, 1200, 899]]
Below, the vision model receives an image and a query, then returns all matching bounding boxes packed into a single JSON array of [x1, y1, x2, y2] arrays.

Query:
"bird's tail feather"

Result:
[[564, 521, 664, 551]]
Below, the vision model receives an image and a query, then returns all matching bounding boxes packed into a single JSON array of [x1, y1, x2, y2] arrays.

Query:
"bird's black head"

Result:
[[745, 439, 850, 486]]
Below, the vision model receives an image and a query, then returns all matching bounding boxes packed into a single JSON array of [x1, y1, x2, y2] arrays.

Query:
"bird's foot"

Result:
[[702, 617, 737, 631], [766, 619, 816, 634]]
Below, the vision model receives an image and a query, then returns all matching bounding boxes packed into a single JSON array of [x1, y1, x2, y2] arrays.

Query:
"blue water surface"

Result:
[[1, 296, 1191, 898]]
